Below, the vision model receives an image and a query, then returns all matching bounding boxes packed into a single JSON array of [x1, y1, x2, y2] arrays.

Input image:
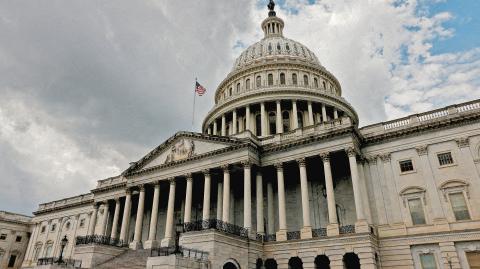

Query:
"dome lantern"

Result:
[[262, 0, 284, 38]]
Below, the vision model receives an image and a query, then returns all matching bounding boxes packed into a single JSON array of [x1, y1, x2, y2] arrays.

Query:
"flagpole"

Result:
[[192, 78, 197, 131]]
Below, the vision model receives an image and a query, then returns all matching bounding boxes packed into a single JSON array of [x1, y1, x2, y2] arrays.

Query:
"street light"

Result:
[[57, 235, 68, 264], [174, 219, 184, 254]]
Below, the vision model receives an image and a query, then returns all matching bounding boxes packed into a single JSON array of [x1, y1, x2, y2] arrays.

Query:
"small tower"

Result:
[[262, 0, 284, 38]]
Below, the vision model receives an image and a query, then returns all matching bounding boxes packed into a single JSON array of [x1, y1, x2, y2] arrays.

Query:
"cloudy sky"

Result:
[[0, 0, 479, 215]]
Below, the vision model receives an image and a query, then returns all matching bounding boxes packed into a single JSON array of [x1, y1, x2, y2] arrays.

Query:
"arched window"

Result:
[[236, 83, 240, 92], [268, 73, 273, 86], [314, 255, 330, 269], [280, 73, 286, 85], [229, 87, 232, 96], [343, 253, 360, 269], [303, 75, 309, 86], [246, 79, 250, 90], [322, 81, 326, 89], [288, 257, 303, 269], [33, 243, 42, 261], [286, 43, 290, 51], [255, 114, 262, 136], [44, 241, 53, 257], [256, 76, 262, 88], [292, 73, 298, 85], [269, 112, 276, 135], [282, 111, 290, 132], [297, 112, 304, 129], [314, 78, 319, 88], [256, 259, 263, 269], [265, 259, 278, 269]]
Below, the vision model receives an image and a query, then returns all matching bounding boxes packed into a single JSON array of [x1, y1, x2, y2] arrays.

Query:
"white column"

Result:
[[298, 158, 312, 238], [221, 115, 226, 136], [119, 190, 132, 242], [110, 198, 121, 239], [333, 108, 338, 119], [162, 179, 176, 247], [184, 175, 193, 223], [207, 127, 211, 135], [292, 100, 299, 129], [308, 101, 314, 125], [276, 100, 283, 133], [87, 204, 98, 236], [260, 102, 267, 136], [321, 153, 339, 236], [243, 162, 252, 230], [145, 182, 160, 249], [232, 110, 237, 134], [222, 165, 230, 222], [275, 163, 287, 241], [267, 181, 274, 235], [322, 104, 327, 122], [216, 181, 223, 220], [256, 171, 264, 234], [202, 170, 211, 221], [130, 185, 145, 249], [99, 202, 109, 236], [246, 106, 251, 132], [347, 148, 368, 233], [213, 121, 217, 135]]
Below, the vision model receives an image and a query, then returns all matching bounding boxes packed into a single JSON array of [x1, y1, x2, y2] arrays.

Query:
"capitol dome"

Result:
[[202, 1, 358, 138]]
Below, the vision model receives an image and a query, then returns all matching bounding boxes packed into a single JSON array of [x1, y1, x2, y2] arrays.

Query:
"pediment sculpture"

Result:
[[165, 138, 195, 164]]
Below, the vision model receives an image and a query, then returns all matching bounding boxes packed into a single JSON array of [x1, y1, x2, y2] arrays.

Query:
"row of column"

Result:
[[88, 147, 367, 248], [207, 100, 339, 136]]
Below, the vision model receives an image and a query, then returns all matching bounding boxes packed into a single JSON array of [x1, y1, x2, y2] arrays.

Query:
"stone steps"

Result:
[[94, 249, 150, 269]]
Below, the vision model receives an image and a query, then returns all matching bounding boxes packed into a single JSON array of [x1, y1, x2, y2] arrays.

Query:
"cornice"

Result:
[[33, 199, 94, 216], [361, 112, 480, 146], [123, 131, 246, 176], [91, 182, 127, 194], [125, 142, 258, 178]]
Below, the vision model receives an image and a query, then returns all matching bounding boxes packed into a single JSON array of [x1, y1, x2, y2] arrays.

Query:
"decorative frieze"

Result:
[[455, 137, 470, 148], [380, 153, 391, 163], [415, 145, 428, 156]]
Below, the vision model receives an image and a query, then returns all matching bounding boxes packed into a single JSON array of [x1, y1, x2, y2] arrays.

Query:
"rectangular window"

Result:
[[420, 253, 437, 269], [0, 233, 6, 240], [41, 226, 46, 233], [437, 152, 454, 166], [408, 198, 426, 225], [50, 224, 56, 232], [15, 236, 22, 242], [450, 193, 471, 221], [7, 255, 17, 268], [399, 159, 414, 173], [79, 219, 85, 227]]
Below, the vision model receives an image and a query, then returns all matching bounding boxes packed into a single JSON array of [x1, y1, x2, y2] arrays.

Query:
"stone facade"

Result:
[[0, 211, 32, 269], [12, 2, 480, 269]]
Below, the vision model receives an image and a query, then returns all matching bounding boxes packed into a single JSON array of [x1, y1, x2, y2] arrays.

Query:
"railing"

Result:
[[286, 231, 301, 240], [183, 219, 250, 239], [312, 228, 327, 238], [339, 225, 356, 235], [264, 234, 276, 242], [377, 99, 480, 132], [150, 246, 209, 261], [75, 235, 128, 248], [37, 257, 82, 268]]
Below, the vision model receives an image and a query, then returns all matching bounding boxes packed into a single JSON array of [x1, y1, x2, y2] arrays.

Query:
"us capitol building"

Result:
[[3, 2, 480, 269]]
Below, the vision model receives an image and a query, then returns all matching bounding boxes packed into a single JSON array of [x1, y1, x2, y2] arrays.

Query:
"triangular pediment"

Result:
[[123, 132, 246, 175]]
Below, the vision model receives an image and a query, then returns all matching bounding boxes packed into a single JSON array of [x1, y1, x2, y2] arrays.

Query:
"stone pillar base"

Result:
[[300, 226, 312, 239], [433, 218, 450, 232], [355, 219, 370, 234], [143, 240, 159, 249], [276, 230, 287, 241], [161, 237, 174, 247], [129, 240, 143, 250], [327, 223, 339, 236]]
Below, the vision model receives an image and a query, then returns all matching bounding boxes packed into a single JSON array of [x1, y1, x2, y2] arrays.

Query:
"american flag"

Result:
[[195, 81, 207, 96]]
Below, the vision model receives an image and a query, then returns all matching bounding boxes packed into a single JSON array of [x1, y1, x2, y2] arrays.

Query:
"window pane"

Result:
[[420, 254, 437, 269], [450, 193, 471, 221], [408, 198, 426, 225], [399, 160, 414, 172], [437, 152, 453, 166]]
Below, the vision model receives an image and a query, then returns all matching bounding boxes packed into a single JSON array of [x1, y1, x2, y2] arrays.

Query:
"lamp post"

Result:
[[57, 235, 68, 264], [174, 219, 184, 254]]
